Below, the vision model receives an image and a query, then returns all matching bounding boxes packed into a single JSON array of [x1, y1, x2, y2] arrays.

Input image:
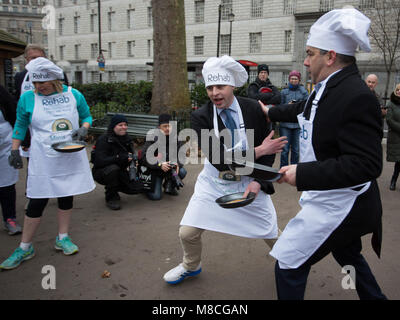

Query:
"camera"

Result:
[[128, 153, 138, 181]]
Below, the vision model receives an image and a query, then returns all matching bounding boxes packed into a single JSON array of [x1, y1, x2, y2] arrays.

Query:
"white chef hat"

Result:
[[25, 57, 64, 82], [202, 55, 248, 87], [306, 7, 371, 56]]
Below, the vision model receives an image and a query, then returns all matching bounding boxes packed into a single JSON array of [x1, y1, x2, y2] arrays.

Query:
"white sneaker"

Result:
[[163, 263, 202, 284]]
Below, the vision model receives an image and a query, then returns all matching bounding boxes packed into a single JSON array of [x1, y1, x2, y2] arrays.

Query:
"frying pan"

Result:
[[228, 160, 282, 182], [215, 192, 256, 209], [52, 141, 87, 153]]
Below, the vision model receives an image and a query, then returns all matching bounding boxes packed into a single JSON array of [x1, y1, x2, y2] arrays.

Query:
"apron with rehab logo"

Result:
[[180, 102, 278, 239], [26, 87, 95, 198], [269, 82, 371, 269]]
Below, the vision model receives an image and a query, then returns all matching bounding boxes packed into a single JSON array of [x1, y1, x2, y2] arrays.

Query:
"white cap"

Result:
[[26, 57, 64, 82], [202, 55, 248, 87], [306, 7, 371, 56]]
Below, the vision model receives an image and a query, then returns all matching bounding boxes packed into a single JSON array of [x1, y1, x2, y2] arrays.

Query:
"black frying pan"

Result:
[[228, 160, 282, 182], [215, 192, 256, 209], [52, 141, 86, 153]]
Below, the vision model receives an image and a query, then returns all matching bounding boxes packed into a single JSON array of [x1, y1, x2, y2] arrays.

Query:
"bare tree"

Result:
[[150, 0, 191, 114], [365, 0, 400, 99]]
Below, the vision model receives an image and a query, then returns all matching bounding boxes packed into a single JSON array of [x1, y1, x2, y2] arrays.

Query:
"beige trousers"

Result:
[[179, 225, 281, 270]]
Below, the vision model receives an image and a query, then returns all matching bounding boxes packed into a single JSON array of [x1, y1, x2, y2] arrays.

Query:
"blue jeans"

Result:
[[279, 126, 300, 167]]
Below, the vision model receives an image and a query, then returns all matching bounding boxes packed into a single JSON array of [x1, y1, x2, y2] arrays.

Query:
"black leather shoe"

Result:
[[106, 199, 121, 210]]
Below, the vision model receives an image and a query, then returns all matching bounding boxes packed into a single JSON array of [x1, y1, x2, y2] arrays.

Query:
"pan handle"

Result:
[[247, 192, 256, 199]]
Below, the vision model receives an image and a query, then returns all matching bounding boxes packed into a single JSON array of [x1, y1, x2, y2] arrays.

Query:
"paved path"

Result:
[[0, 146, 398, 300]]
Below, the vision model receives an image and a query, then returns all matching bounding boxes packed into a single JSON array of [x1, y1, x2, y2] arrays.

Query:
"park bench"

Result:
[[89, 112, 159, 139]]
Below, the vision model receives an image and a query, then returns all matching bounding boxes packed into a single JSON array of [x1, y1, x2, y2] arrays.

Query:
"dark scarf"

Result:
[[255, 77, 273, 88], [390, 92, 400, 106]]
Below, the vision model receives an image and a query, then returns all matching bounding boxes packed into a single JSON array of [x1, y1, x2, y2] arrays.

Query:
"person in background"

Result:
[[163, 56, 287, 285], [0, 57, 95, 270], [91, 114, 144, 210], [386, 83, 400, 191], [279, 70, 309, 167], [0, 85, 22, 235], [247, 64, 281, 106], [141, 114, 186, 200], [262, 8, 386, 300], [365, 74, 386, 117]]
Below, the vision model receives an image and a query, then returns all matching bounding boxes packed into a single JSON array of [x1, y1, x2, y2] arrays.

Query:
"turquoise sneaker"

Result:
[[55, 236, 79, 255], [0, 245, 35, 270]]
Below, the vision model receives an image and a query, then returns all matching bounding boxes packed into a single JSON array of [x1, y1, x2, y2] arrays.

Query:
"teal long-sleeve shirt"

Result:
[[13, 85, 92, 141]]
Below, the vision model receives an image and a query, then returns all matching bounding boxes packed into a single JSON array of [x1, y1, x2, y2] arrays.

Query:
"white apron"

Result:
[[26, 87, 95, 198], [18, 72, 35, 158], [180, 104, 278, 239], [0, 112, 18, 187], [269, 83, 371, 269]]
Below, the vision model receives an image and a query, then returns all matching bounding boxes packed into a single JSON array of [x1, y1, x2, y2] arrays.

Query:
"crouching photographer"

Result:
[[141, 114, 187, 200], [92, 114, 144, 210]]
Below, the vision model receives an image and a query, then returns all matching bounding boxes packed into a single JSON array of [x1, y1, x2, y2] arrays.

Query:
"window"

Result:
[[8, 19, 17, 29], [2, 6, 9, 12], [359, 0, 375, 9], [127, 71, 135, 83], [147, 39, 152, 57], [220, 34, 231, 55], [108, 10, 115, 31], [90, 13, 97, 33], [147, 7, 152, 27], [127, 40, 135, 57], [74, 44, 80, 60], [108, 42, 114, 59], [43, 33, 48, 45], [147, 70, 153, 81], [91, 71, 100, 83], [108, 71, 117, 82], [194, 36, 204, 55], [249, 32, 261, 53], [251, 0, 263, 18], [59, 45, 65, 60], [249, 69, 258, 83], [284, 30, 292, 52], [74, 15, 80, 34], [91, 43, 98, 59], [221, 0, 232, 21], [127, 8, 135, 29], [283, 0, 296, 15], [58, 17, 64, 36], [195, 0, 205, 23], [320, 0, 334, 12]]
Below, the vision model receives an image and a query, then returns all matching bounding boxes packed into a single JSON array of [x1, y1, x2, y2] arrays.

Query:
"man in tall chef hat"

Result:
[[163, 55, 287, 284], [261, 7, 387, 299]]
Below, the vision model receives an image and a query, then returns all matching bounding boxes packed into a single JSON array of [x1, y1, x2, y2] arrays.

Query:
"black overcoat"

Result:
[[269, 63, 383, 258]]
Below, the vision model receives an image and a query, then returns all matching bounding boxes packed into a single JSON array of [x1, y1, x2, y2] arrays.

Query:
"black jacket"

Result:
[[247, 78, 281, 105], [269, 63, 383, 257], [191, 96, 275, 195], [0, 85, 17, 126], [92, 131, 134, 171]]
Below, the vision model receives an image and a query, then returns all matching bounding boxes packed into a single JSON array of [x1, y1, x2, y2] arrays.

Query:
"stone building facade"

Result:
[[0, 0, 46, 72], [43, 0, 398, 96]]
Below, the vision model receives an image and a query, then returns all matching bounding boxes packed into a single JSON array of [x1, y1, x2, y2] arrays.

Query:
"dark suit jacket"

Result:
[[191, 96, 276, 195], [269, 63, 383, 258]]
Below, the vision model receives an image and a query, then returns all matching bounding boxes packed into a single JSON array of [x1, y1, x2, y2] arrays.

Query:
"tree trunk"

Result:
[[150, 0, 191, 114]]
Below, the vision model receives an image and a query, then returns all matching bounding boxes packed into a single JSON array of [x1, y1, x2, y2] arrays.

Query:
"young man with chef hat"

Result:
[[0, 57, 95, 270], [163, 55, 287, 284], [261, 7, 387, 299]]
